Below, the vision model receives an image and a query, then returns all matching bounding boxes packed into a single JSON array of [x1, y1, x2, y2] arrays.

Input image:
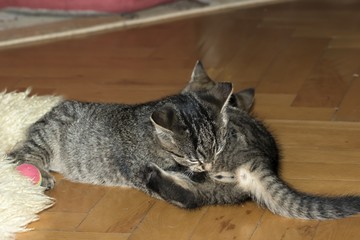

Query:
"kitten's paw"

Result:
[[146, 162, 161, 172], [40, 170, 56, 190], [145, 163, 163, 193], [144, 162, 161, 180], [145, 164, 199, 209]]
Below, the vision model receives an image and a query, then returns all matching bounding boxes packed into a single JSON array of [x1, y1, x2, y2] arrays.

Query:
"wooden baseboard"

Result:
[[0, 0, 288, 50]]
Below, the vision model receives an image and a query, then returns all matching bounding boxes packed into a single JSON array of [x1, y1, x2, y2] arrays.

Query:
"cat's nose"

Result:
[[204, 163, 212, 171]]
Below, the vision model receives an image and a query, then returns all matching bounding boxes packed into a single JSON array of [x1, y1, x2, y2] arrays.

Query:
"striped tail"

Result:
[[236, 166, 360, 219]]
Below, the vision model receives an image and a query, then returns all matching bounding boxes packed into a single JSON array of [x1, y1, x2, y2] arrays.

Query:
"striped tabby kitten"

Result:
[[8, 62, 233, 197], [145, 64, 360, 220]]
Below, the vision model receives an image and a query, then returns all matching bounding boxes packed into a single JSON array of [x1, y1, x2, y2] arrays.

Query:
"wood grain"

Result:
[[250, 212, 319, 240], [77, 188, 155, 233], [190, 203, 264, 240], [335, 78, 360, 121], [129, 201, 207, 240], [313, 216, 360, 240]]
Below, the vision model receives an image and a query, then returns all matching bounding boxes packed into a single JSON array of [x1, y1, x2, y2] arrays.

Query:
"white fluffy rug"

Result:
[[0, 90, 62, 239]]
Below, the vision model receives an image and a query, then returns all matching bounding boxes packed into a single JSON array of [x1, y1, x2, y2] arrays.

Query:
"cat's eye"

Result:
[[189, 158, 201, 164], [170, 151, 184, 158], [168, 149, 203, 165], [167, 150, 188, 162]]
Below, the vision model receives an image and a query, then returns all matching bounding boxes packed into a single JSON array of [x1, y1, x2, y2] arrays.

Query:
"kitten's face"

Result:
[[152, 61, 254, 172], [162, 100, 227, 172], [173, 89, 255, 172], [151, 81, 232, 172]]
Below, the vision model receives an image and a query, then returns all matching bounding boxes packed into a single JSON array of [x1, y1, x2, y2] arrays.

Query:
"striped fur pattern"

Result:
[[7, 62, 233, 195], [145, 64, 360, 220]]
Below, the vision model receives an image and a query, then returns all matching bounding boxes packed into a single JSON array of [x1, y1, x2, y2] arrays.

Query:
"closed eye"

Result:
[[171, 154, 198, 165], [197, 159, 204, 165], [167, 150, 203, 165], [167, 150, 184, 158], [189, 158, 201, 164]]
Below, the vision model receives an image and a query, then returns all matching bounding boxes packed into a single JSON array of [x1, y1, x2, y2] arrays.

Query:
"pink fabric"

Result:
[[0, 0, 174, 13]]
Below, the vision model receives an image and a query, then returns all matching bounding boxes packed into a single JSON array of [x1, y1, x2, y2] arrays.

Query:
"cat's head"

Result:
[[150, 62, 233, 172], [183, 60, 255, 113]]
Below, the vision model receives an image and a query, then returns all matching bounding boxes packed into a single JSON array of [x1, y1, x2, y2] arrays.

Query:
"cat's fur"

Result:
[[8, 62, 233, 196], [145, 65, 360, 220]]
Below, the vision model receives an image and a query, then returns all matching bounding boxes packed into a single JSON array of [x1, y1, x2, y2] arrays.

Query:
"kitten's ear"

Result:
[[230, 88, 255, 112], [202, 82, 233, 113], [150, 105, 185, 135], [182, 60, 216, 93], [150, 105, 184, 150]]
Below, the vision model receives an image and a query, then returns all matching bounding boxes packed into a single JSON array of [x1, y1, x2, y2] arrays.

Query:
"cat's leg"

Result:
[[8, 146, 55, 189], [145, 163, 202, 209], [145, 163, 250, 208], [8, 121, 57, 189], [9, 148, 55, 189]]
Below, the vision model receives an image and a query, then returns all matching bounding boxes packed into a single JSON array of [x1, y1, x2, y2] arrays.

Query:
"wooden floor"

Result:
[[0, 0, 359, 239]]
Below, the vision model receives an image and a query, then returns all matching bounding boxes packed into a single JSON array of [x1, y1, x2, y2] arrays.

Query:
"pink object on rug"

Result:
[[0, 0, 174, 13], [16, 163, 42, 186]]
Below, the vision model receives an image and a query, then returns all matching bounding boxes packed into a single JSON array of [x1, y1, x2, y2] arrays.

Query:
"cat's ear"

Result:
[[150, 105, 185, 150], [230, 88, 255, 112], [151, 105, 186, 135], [199, 82, 233, 113], [182, 60, 216, 93]]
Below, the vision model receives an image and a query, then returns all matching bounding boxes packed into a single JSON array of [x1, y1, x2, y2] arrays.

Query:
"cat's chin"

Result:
[[190, 163, 212, 172], [189, 166, 204, 173]]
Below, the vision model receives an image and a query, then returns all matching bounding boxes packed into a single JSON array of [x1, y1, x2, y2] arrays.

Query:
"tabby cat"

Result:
[[145, 63, 360, 220], [8, 62, 233, 198]]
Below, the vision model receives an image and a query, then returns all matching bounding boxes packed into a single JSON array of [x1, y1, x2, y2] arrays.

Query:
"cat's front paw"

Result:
[[145, 162, 161, 179], [145, 163, 199, 209], [39, 169, 56, 190], [144, 163, 163, 193]]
